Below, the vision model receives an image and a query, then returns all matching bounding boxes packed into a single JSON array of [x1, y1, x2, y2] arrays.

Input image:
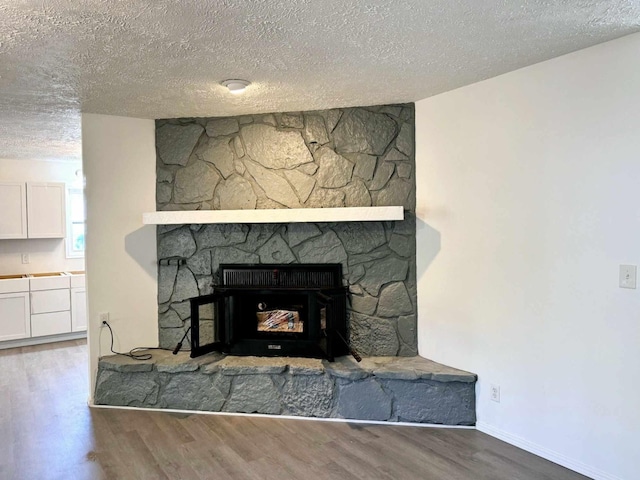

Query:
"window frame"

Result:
[[65, 186, 85, 259]]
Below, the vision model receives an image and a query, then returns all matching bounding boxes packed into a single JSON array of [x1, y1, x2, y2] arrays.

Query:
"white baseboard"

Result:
[[476, 421, 622, 480], [0, 331, 86, 350]]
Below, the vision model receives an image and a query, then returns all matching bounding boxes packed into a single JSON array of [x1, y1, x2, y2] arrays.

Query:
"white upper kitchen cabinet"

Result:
[[0, 182, 28, 239], [26, 182, 66, 238]]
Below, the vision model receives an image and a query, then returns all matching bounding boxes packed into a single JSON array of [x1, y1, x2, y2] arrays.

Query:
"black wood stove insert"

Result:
[[189, 264, 350, 361]]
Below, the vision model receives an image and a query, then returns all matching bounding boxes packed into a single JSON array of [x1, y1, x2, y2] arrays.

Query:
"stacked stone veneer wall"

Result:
[[155, 104, 417, 356]]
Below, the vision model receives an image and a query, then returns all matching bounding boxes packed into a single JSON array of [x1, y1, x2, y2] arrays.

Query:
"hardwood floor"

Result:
[[0, 340, 589, 480]]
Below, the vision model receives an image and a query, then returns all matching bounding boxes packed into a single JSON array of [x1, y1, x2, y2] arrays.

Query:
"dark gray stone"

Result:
[[258, 234, 296, 264], [241, 124, 312, 169], [323, 356, 370, 380], [157, 123, 203, 166], [350, 294, 378, 316], [171, 300, 191, 320], [156, 182, 172, 204], [283, 169, 315, 203], [159, 373, 226, 411], [315, 147, 354, 188], [278, 112, 304, 129], [186, 250, 211, 276], [348, 264, 365, 284], [342, 180, 372, 207], [306, 188, 345, 208], [196, 137, 235, 179], [238, 224, 279, 252], [347, 153, 377, 181], [174, 161, 220, 203], [383, 380, 476, 425], [395, 122, 413, 156], [369, 162, 394, 191], [99, 357, 154, 373], [333, 109, 398, 155], [218, 356, 288, 375], [377, 282, 413, 317], [333, 222, 386, 254], [379, 105, 403, 117], [360, 257, 409, 296], [288, 358, 325, 375], [196, 224, 248, 249], [159, 309, 183, 328], [157, 167, 173, 183], [212, 247, 259, 275], [244, 159, 302, 208], [375, 178, 412, 207], [159, 327, 189, 350], [282, 375, 333, 417], [239, 115, 253, 125], [297, 231, 347, 265], [158, 227, 196, 259], [349, 284, 363, 295], [397, 314, 417, 344], [349, 248, 391, 266], [287, 223, 321, 247], [216, 175, 258, 210], [396, 163, 412, 179], [171, 267, 199, 303], [95, 371, 159, 407], [336, 379, 391, 421], [233, 136, 245, 158], [349, 312, 400, 356], [303, 115, 329, 145], [321, 109, 343, 132], [205, 118, 239, 137], [224, 376, 282, 414], [158, 264, 178, 304], [255, 114, 276, 126], [381, 148, 408, 162], [389, 233, 413, 257]]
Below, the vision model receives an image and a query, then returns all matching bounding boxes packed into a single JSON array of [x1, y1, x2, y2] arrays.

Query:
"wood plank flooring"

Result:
[[0, 340, 590, 480]]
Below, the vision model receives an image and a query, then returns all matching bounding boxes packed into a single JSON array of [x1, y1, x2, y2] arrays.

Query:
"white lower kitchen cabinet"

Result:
[[0, 292, 31, 341], [31, 311, 71, 337], [71, 288, 87, 332]]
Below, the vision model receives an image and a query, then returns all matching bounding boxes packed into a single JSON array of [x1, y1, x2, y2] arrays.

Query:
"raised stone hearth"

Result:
[[95, 352, 477, 425]]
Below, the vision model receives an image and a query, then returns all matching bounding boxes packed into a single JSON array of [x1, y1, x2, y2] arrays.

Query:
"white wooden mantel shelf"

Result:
[[142, 206, 404, 225]]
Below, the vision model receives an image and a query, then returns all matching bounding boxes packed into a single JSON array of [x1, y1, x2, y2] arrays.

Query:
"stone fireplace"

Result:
[[94, 103, 477, 425]]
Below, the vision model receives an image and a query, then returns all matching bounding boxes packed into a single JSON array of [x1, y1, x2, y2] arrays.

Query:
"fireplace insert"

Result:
[[189, 264, 349, 361]]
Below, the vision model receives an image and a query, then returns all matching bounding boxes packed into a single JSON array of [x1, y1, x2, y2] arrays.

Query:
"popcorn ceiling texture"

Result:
[[155, 104, 417, 356], [1, 0, 639, 160]]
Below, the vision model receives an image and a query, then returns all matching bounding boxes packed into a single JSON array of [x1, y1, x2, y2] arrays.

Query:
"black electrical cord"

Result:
[[102, 320, 174, 360]]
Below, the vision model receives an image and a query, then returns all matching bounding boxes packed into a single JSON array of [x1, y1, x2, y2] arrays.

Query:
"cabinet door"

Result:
[[0, 292, 31, 341], [0, 182, 27, 239], [71, 288, 87, 332], [26, 182, 66, 238]]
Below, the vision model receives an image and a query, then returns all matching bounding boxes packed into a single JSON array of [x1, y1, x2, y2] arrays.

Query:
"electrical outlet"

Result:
[[619, 265, 637, 289], [99, 312, 110, 325], [490, 384, 500, 403], [21, 253, 30, 264]]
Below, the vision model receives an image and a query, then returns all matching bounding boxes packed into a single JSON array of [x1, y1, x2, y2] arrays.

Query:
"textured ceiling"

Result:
[[1, 0, 639, 161]]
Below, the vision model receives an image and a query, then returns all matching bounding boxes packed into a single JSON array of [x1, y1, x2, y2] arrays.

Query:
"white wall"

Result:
[[82, 114, 158, 398], [0, 158, 85, 275], [416, 33, 640, 480]]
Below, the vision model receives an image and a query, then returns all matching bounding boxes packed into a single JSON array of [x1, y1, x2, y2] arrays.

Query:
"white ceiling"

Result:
[[1, 0, 639, 162]]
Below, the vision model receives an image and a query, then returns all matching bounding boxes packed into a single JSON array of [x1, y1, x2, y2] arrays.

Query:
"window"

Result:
[[66, 187, 85, 258]]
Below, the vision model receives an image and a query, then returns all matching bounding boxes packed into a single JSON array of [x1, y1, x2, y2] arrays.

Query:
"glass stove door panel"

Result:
[[190, 292, 228, 358], [233, 290, 310, 339]]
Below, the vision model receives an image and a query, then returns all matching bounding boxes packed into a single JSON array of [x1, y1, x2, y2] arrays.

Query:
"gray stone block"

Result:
[[389, 233, 413, 257], [377, 282, 413, 317], [333, 222, 386, 254], [278, 112, 304, 129], [157, 167, 173, 184], [347, 153, 377, 181], [320, 109, 343, 133], [360, 257, 409, 296], [381, 148, 408, 162], [205, 118, 239, 137], [218, 356, 288, 375], [375, 178, 412, 208], [173, 161, 220, 203], [196, 224, 248, 249], [297, 162, 319, 175], [379, 105, 403, 117], [224, 376, 282, 414], [315, 147, 354, 188], [158, 264, 178, 304], [283, 169, 316, 203], [306, 188, 345, 208], [196, 137, 235, 179], [397, 314, 417, 348], [159, 309, 183, 328], [258, 234, 296, 264], [157, 123, 203, 166], [186, 250, 211, 276], [323, 356, 370, 380], [233, 137, 245, 158], [95, 370, 160, 407], [99, 356, 154, 373], [369, 162, 395, 191], [159, 373, 226, 411], [158, 227, 196, 259], [159, 326, 188, 350], [216, 175, 257, 210], [395, 122, 414, 156], [171, 267, 199, 303], [343, 180, 372, 207], [297, 231, 348, 265], [350, 294, 378, 316], [156, 182, 172, 204], [244, 159, 302, 208], [333, 109, 398, 156], [282, 374, 333, 417], [303, 115, 329, 145], [396, 163, 412, 179], [238, 224, 279, 252], [383, 380, 475, 425], [287, 223, 321, 247], [211, 247, 259, 275], [171, 300, 191, 320], [288, 358, 325, 375], [349, 312, 400, 356], [336, 378, 391, 421], [241, 123, 312, 169]]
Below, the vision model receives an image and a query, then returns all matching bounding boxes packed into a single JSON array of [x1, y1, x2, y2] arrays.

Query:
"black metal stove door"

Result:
[[189, 291, 230, 358], [316, 287, 348, 361]]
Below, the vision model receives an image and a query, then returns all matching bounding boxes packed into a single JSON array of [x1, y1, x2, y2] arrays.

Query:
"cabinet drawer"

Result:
[[0, 277, 29, 294], [31, 311, 71, 337], [29, 275, 70, 291], [30, 289, 70, 314], [70, 275, 86, 289]]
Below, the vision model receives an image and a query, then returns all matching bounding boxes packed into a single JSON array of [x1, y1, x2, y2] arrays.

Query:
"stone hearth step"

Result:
[[95, 353, 477, 425]]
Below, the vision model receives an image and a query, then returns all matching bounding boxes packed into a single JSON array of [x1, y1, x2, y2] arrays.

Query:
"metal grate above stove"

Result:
[[220, 264, 342, 288]]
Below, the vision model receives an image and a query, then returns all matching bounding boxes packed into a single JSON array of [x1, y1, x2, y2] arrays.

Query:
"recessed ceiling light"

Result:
[[221, 79, 251, 94]]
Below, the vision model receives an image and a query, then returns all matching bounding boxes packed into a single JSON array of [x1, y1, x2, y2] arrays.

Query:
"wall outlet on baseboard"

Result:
[[490, 384, 501, 403]]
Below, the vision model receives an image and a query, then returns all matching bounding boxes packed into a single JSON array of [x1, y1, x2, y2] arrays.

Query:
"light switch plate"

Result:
[[619, 265, 637, 289]]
